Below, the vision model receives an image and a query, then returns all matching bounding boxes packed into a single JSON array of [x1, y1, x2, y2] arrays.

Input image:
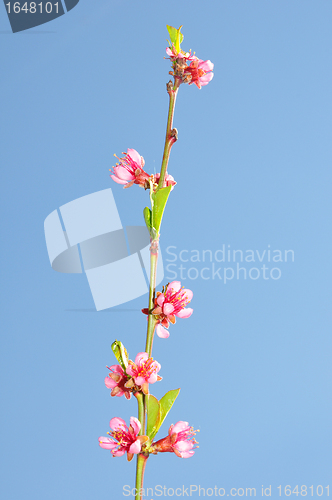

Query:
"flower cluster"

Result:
[[142, 281, 193, 338], [99, 417, 148, 462], [152, 421, 198, 458], [105, 352, 161, 398]]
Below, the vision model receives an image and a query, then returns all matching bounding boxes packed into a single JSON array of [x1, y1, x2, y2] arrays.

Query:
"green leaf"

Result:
[[166, 25, 178, 46], [166, 25, 184, 53], [111, 340, 128, 370], [146, 395, 161, 441], [159, 389, 180, 430], [151, 185, 172, 235]]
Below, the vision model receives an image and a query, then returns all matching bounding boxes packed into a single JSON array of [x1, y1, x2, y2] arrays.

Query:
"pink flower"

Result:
[[110, 149, 150, 188], [98, 417, 148, 462], [126, 352, 162, 394], [166, 45, 197, 62], [142, 281, 193, 339], [105, 365, 132, 400], [153, 421, 198, 458], [183, 59, 214, 89]]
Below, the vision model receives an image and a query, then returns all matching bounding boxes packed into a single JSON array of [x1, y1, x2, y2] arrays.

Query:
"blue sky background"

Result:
[[1, 1, 331, 499]]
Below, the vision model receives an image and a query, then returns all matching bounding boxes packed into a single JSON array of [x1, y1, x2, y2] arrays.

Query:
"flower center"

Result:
[[135, 358, 157, 378], [111, 429, 130, 446], [165, 287, 190, 310]]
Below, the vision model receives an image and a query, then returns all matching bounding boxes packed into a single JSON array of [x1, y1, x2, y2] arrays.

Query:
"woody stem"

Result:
[[137, 76, 181, 500], [145, 76, 181, 358], [157, 77, 180, 191]]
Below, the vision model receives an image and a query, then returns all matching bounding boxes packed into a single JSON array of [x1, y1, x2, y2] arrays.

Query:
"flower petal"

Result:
[[174, 441, 194, 452], [129, 417, 141, 436], [200, 72, 214, 86], [135, 376, 145, 386], [125, 364, 135, 377], [147, 372, 157, 384], [172, 421, 190, 434], [105, 376, 117, 389], [110, 174, 128, 185], [156, 294, 165, 307], [175, 307, 193, 319], [114, 165, 134, 181], [129, 439, 141, 455], [112, 448, 126, 457], [198, 59, 214, 72], [180, 450, 195, 458], [98, 437, 117, 450], [168, 281, 182, 292], [163, 303, 175, 316], [156, 324, 170, 339], [109, 417, 127, 432], [109, 364, 124, 374], [126, 148, 141, 166], [151, 360, 161, 373], [182, 289, 193, 302], [135, 352, 148, 366]]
